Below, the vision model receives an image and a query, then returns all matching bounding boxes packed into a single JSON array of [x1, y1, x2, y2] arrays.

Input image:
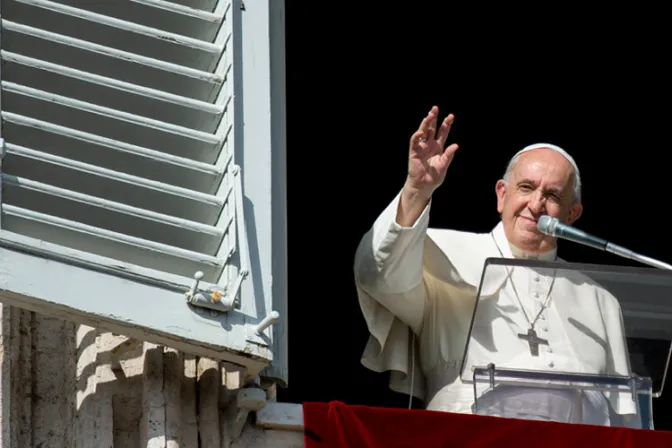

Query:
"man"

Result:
[[353, 106, 638, 426]]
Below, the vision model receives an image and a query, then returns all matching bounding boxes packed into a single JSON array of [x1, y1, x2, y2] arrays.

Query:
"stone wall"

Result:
[[0, 305, 303, 448]]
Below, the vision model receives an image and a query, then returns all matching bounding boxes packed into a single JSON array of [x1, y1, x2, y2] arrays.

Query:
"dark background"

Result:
[[277, 3, 672, 428]]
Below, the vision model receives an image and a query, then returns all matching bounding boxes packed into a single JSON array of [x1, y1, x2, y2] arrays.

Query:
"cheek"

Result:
[[504, 197, 527, 214], [544, 203, 566, 218]]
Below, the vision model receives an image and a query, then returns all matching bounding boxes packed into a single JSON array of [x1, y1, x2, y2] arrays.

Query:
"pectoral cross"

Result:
[[517, 328, 548, 357]]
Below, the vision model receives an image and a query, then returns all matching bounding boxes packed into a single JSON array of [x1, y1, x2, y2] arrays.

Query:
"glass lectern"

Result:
[[459, 257, 672, 429]]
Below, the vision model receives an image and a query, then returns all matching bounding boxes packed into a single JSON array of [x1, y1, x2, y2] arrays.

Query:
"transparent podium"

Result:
[[459, 257, 672, 430]]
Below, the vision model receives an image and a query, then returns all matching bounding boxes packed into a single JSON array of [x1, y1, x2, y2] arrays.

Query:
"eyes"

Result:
[[517, 183, 563, 202]]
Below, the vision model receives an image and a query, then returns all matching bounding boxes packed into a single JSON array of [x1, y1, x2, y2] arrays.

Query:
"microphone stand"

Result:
[[538, 215, 672, 271], [605, 243, 672, 271]]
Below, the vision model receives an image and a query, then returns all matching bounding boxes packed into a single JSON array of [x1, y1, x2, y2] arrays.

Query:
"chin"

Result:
[[514, 234, 544, 250]]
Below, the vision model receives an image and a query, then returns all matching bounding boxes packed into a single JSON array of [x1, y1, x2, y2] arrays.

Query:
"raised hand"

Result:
[[396, 106, 459, 226], [406, 106, 459, 197]]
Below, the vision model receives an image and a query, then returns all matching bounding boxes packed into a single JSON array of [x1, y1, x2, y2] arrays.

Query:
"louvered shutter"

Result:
[[0, 0, 286, 383]]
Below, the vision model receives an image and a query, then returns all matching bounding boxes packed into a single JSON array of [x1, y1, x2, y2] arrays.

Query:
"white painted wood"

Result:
[[53, 0, 227, 43], [7, 142, 222, 206], [3, 173, 231, 256], [235, 0, 289, 386], [0, 139, 3, 231], [3, 175, 224, 239], [0, 0, 285, 388], [3, 82, 221, 144], [163, 0, 219, 14], [1, 20, 224, 87], [1, 51, 225, 114], [2, 112, 223, 181], [14, 0, 223, 54], [0, 231, 211, 292], [0, 246, 271, 380], [2, 204, 225, 273], [131, 0, 225, 22]]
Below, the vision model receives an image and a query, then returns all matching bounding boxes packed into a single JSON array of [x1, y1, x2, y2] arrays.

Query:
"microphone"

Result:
[[537, 216, 608, 251], [537, 215, 672, 271]]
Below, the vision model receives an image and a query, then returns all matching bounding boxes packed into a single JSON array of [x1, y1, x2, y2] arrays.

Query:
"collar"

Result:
[[492, 221, 557, 261]]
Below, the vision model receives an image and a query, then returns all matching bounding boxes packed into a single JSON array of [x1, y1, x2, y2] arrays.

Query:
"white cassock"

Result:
[[354, 192, 639, 426]]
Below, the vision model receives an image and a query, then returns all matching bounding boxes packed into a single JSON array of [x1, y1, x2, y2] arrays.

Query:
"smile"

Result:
[[519, 216, 537, 224]]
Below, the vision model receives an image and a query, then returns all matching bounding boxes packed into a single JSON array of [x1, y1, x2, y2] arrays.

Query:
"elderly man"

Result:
[[353, 106, 638, 426]]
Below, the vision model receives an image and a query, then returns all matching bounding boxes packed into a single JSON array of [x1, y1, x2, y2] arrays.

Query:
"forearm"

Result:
[[396, 182, 432, 228]]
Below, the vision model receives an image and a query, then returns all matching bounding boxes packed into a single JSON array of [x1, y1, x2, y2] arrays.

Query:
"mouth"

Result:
[[519, 216, 538, 224]]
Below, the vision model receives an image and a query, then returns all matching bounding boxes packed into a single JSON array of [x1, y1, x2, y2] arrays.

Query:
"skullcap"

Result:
[[514, 143, 579, 175]]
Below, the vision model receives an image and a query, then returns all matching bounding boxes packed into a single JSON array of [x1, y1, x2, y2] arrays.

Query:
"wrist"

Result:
[[402, 179, 434, 204], [397, 182, 432, 227]]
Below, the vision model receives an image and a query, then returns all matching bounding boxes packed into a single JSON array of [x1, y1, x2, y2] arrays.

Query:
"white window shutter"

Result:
[[0, 0, 287, 385]]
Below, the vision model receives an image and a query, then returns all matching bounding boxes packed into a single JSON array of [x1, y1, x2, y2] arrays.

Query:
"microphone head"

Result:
[[536, 215, 558, 235]]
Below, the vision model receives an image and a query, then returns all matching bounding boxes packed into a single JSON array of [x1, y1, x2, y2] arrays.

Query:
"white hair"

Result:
[[502, 143, 582, 203]]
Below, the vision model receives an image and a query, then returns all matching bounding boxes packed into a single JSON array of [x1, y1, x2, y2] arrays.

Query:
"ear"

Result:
[[495, 180, 507, 213], [566, 203, 583, 225]]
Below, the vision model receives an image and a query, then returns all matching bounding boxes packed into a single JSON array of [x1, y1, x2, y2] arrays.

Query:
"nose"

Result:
[[528, 191, 546, 214]]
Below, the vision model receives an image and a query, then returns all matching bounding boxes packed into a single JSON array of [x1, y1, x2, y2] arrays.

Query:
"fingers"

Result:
[[413, 107, 456, 155], [436, 114, 455, 148], [418, 106, 438, 141], [427, 108, 438, 141], [441, 143, 459, 163], [409, 129, 425, 150]]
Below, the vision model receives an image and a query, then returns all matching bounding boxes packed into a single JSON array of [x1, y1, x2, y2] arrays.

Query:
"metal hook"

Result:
[[254, 311, 279, 336], [186, 271, 204, 300]]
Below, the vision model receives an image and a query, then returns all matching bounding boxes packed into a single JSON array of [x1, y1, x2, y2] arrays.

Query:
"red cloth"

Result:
[[303, 401, 672, 448]]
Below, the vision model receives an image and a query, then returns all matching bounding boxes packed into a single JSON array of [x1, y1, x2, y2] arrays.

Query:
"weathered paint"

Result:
[[0, 246, 272, 380], [0, 0, 287, 383]]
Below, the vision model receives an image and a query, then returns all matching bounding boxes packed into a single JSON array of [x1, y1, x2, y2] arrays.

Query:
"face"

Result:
[[495, 148, 583, 253]]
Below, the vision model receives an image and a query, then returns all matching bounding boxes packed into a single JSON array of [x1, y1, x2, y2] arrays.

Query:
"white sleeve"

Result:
[[354, 191, 431, 335], [353, 191, 431, 401]]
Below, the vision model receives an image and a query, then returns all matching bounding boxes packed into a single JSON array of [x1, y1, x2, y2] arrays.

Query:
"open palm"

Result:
[[407, 106, 459, 195]]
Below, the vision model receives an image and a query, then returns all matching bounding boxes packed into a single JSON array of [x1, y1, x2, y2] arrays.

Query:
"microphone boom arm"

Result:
[[537, 215, 672, 271], [605, 242, 672, 271]]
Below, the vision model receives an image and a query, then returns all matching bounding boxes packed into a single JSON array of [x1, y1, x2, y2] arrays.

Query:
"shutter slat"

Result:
[[7, 0, 224, 71], [162, 0, 218, 13], [5, 143, 225, 224], [13, 0, 224, 52], [3, 82, 222, 144], [2, 20, 225, 93], [3, 175, 226, 253], [1, 51, 226, 133], [132, 0, 226, 22], [1, 0, 234, 284], [1, 52, 223, 114], [53, 0, 227, 42], [2, 204, 225, 276], [2, 112, 223, 193]]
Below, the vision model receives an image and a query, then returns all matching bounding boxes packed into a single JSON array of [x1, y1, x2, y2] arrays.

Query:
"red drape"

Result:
[[303, 401, 672, 448]]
